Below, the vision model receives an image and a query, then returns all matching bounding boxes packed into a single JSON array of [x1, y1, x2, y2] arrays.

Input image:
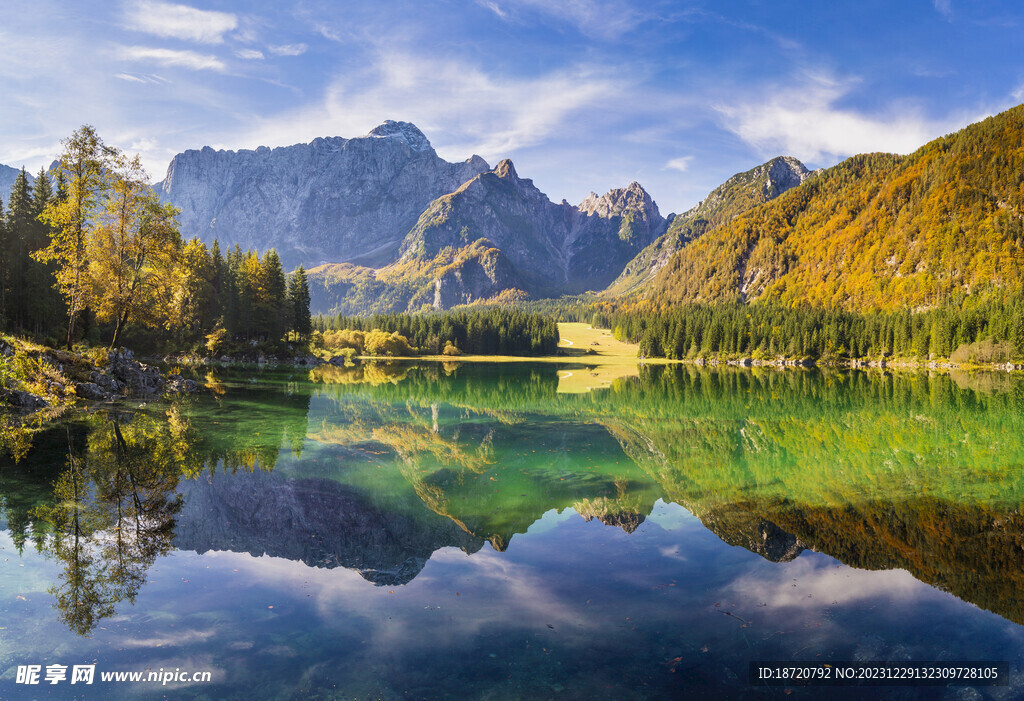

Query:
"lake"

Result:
[[1, 362, 1023, 699]]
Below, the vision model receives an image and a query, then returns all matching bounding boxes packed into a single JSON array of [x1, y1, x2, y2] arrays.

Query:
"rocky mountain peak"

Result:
[[366, 120, 433, 152], [763, 156, 811, 199], [493, 158, 519, 180], [154, 123, 489, 269], [578, 181, 659, 219], [466, 154, 489, 170]]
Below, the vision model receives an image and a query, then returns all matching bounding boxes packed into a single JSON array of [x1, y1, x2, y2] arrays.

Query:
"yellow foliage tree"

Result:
[[90, 154, 182, 348], [34, 126, 116, 348]]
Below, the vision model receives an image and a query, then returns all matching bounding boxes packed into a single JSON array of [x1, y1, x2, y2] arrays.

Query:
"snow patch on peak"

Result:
[[366, 120, 432, 152]]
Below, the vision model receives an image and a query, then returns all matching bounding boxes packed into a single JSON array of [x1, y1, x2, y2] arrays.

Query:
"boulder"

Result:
[[75, 383, 109, 401], [9, 390, 49, 410]]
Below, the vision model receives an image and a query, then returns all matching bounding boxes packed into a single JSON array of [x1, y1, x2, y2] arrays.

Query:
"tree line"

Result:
[[0, 126, 311, 353], [595, 297, 1024, 362], [315, 308, 559, 356]]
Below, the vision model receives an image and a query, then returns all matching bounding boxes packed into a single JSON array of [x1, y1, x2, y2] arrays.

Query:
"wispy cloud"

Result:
[[477, 0, 508, 20], [934, 0, 953, 18], [716, 72, 968, 163], [236, 52, 623, 163], [268, 43, 308, 57], [665, 156, 692, 172], [118, 45, 227, 72], [123, 0, 238, 44], [235, 49, 264, 60], [480, 0, 647, 39]]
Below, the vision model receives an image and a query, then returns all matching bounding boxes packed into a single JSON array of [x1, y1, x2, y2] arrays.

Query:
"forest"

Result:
[[0, 126, 313, 355], [595, 297, 1024, 362], [5, 122, 1024, 367], [315, 307, 559, 356], [650, 106, 1024, 311]]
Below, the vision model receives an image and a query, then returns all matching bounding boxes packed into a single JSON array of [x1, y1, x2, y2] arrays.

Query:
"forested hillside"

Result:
[[649, 105, 1024, 311], [606, 156, 811, 296]]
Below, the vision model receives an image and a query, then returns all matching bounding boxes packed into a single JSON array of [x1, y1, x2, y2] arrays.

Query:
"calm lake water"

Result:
[[1, 362, 1023, 700]]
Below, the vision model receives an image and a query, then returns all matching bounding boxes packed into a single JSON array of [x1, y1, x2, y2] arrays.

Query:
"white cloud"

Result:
[[716, 72, 969, 163], [235, 49, 265, 60], [119, 45, 226, 72], [123, 0, 238, 44], [480, 0, 646, 39], [477, 0, 508, 20], [115, 72, 169, 84], [934, 0, 953, 18], [236, 52, 623, 163], [665, 156, 693, 172], [268, 43, 308, 57]]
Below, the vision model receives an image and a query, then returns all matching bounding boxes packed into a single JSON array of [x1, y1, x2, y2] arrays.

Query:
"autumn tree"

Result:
[[35, 126, 116, 348], [90, 154, 181, 348], [169, 238, 215, 339]]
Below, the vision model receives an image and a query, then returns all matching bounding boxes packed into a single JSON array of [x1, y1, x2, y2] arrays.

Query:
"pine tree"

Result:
[[288, 265, 312, 339], [26, 169, 59, 337], [7, 169, 35, 330], [0, 193, 6, 327], [261, 249, 288, 341]]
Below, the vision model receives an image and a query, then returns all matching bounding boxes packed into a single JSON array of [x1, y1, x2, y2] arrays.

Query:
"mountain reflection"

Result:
[[1, 363, 1023, 634]]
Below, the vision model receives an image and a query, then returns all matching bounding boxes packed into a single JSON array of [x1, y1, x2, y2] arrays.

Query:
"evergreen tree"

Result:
[[260, 249, 288, 340], [288, 265, 312, 339], [6, 169, 34, 329], [27, 170, 60, 338]]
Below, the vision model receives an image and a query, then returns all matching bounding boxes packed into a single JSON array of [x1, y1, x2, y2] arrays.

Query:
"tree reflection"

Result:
[[36, 414, 187, 635]]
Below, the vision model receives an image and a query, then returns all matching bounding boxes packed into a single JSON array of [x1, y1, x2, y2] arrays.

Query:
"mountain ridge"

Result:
[[647, 105, 1024, 310], [606, 156, 812, 296], [153, 120, 490, 270]]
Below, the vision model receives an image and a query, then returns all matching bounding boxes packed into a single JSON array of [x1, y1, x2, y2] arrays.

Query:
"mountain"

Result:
[[0, 164, 33, 202], [649, 105, 1024, 309], [400, 159, 667, 297], [153, 121, 490, 269], [606, 156, 811, 296], [306, 158, 668, 312]]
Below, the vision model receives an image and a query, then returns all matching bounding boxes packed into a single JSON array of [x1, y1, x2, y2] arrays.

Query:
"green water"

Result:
[[1, 362, 1023, 699]]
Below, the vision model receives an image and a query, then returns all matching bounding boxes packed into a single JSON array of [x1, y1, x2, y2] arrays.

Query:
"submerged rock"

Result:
[[164, 374, 200, 395]]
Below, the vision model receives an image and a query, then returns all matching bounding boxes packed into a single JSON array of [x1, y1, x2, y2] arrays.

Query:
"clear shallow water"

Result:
[[1, 363, 1023, 699]]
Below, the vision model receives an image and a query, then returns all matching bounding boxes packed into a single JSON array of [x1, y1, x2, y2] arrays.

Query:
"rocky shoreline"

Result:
[[2, 345, 202, 414]]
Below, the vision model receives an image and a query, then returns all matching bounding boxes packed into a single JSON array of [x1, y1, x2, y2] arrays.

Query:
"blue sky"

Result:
[[1, 0, 1022, 213]]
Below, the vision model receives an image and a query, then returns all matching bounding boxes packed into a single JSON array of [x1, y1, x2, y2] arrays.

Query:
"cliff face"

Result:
[[401, 160, 668, 298], [153, 120, 675, 309], [153, 121, 489, 269], [431, 241, 519, 309]]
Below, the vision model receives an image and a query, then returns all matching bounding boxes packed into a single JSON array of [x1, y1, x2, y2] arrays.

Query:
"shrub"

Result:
[[364, 330, 414, 357], [950, 338, 1012, 364]]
